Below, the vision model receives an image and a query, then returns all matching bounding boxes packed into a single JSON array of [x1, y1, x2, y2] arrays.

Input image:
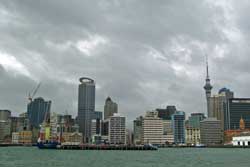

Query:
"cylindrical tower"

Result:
[[77, 77, 95, 143]]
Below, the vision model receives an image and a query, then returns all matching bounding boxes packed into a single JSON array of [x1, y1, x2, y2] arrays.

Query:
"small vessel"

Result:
[[195, 144, 205, 148], [143, 144, 158, 150]]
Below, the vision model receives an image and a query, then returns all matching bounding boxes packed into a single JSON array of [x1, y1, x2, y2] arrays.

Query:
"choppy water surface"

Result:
[[0, 147, 249, 167]]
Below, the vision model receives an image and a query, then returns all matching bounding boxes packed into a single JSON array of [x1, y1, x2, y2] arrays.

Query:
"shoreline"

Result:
[[1, 144, 250, 149]]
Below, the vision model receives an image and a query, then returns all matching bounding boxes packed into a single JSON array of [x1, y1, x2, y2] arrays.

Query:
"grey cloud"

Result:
[[0, 0, 250, 126]]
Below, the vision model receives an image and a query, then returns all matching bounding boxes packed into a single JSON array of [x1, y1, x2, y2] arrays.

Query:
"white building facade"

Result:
[[142, 112, 167, 145], [108, 114, 126, 144], [233, 136, 250, 146]]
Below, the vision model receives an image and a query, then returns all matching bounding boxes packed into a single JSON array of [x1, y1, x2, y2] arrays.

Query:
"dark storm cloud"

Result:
[[1, 0, 250, 125]]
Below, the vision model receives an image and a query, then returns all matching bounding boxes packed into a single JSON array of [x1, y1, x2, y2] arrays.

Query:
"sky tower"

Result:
[[203, 55, 213, 117]]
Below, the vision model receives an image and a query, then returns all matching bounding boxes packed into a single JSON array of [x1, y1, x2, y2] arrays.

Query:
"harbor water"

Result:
[[0, 147, 250, 167]]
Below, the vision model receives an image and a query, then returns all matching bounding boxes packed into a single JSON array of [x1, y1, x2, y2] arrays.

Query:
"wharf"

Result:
[[58, 145, 158, 151]]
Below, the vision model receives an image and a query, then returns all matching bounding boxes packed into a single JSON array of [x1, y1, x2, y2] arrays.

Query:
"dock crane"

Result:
[[28, 82, 41, 102]]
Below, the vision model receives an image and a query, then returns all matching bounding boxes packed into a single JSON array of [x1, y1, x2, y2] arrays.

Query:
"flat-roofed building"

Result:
[[186, 127, 200, 145], [133, 116, 143, 145], [200, 118, 222, 145], [225, 98, 250, 130], [142, 112, 167, 145], [172, 111, 185, 144], [108, 114, 126, 145]]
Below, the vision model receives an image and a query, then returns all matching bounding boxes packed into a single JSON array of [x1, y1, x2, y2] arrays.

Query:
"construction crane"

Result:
[[28, 82, 41, 102]]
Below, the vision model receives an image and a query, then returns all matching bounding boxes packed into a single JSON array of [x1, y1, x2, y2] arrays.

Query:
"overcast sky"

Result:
[[1, 0, 250, 125]]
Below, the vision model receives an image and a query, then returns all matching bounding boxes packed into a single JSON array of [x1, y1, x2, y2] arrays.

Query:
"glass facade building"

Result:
[[27, 97, 51, 128], [172, 111, 185, 144], [225, 98, 250, 130], [188, 113, 205, 128], [77, 77, 95, 143]]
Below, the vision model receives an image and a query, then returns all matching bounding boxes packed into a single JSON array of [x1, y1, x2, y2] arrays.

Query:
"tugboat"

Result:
[[37, 113, 60, 149]]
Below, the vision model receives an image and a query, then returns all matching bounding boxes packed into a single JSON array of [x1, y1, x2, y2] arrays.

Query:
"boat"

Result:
[[37, 140, 59, 149], [143, 144, 158, 150], [37, 113, 61, 149], [195, 144, 206, 148]]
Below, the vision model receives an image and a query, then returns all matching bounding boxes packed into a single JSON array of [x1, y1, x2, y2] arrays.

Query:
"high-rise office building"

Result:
[[163, 120, 174, 144], [156, 106, 176, 120], [200, 117, 222, 145], [108, 114, 126, 144], [209, 88, 234, 130], [10, 116, 30, 133], [0, 110, 11, 120], [91, 111, 102, 136], [172, 111, 185, 144], [104, 97, 118, 120], [77, 77, 95, 143], [203, 55, 213, 117], [225, 98, 250, 130], [133, 116, 143, 145], [27, 97, 51, 128], [142, 111, 167, 145], [188, 113, 205, 129], [0, 110, 11, 143], [92, 111, 103, 120]]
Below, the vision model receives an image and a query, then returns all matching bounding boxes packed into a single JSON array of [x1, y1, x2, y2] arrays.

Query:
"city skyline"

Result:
[[1, 0, 250, 125]]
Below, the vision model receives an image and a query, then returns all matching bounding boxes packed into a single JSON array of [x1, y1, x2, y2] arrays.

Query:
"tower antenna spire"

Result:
[[206, 54, 209, 79], [204, 54, 213, 117]]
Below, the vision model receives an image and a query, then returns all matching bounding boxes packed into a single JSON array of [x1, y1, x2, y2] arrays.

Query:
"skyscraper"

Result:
[[156, 105, 177, 120], [172, 111, 185, 144], [104, 97, 118, 120], [225, 98, 250, 130], [108, 114, 126, 144], [188, 113, 205, 129], [77, 77, 95, 143], [91, 111, 102, 136], [0, 110, 11, 143], [27, 97, 51, 128], [141, 112, 167, 145], [133, 116, 143, 145], [203, 55, 213, 117], [209, 88, 234, 130]]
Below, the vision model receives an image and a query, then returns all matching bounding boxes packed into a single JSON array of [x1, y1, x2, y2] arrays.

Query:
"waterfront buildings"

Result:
[[0, 110, 11, 143], [225, 98, 250, 130], [18, 131, 32, 144], [133, 116, 143, 145], [186, 127, 200, 145], [10, 114, 30, 133], [141, 111, 167, 145], [91, 111, 102, 136], [126, 129, 133, 145], [200, 117, 222, 145], [77, 77, 95, 143], [12, 132, 19, 144], [27, 97, 51, 128], [232, 135, 250, 146], [0, 110, 11, 120], [209, 88, 234, 130], [163, 120, 174, 144], [101, 120, 109, 137], [108, 114, 126, 144], [0, 120, 11, 143], [104, 97, 118, 120], [172, 111, 185, 144], [224, 117, 250, 144], [185, 113, 204, 145]]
